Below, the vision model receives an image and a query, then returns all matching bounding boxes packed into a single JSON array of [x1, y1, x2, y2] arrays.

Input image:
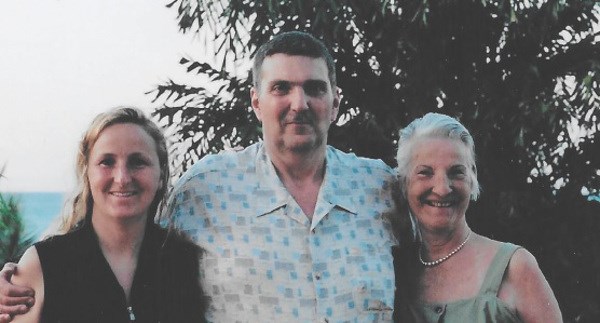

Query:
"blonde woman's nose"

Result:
[[114, 164, 132, 184]]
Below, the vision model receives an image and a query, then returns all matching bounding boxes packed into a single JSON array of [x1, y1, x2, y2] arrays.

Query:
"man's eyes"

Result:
[[303, 81, 328, 96], [269, 81, 328, 96], [271, 82, 291, 94]]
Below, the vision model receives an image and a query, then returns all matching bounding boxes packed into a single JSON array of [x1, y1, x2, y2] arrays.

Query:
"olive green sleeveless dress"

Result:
[[400, 243, 523, 323]]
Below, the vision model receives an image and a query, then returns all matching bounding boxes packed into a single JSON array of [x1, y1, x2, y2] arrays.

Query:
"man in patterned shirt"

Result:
[[170, 31, 399, 322], [0, 31, 398, 322]]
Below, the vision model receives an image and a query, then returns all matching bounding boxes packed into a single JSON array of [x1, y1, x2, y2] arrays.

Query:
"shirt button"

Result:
[[435, 306, 444, 314], [314, 273, 321, 280], [321, 318, 329, 323], [311, 228, 316, 234]]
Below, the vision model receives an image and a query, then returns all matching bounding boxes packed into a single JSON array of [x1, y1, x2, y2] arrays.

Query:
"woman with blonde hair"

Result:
[[393, 112, 562, 323], [8, 107, 205, 322]]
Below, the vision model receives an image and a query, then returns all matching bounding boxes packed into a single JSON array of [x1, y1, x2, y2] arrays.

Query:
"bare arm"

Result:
[[0, 262, 35, 322], [9, 247, 44, 323], [503, 248, 562, 323]]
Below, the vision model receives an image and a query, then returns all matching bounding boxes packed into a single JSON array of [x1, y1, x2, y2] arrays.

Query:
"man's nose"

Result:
[[290, 87, 309, 112]]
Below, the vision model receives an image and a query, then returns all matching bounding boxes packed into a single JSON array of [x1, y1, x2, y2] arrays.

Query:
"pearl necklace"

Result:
[[419, 230, 471, 267]]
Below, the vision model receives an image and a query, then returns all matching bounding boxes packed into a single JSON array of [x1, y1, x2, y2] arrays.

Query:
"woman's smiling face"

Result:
[[406, 137, 473, 234], [87, 123, 161, 222]]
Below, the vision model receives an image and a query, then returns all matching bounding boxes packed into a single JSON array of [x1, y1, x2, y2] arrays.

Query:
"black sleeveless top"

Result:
[[35, 223, 206, 323]]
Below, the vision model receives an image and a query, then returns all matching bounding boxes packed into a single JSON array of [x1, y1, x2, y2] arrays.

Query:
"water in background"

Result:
[[6, 192, 65, 240]]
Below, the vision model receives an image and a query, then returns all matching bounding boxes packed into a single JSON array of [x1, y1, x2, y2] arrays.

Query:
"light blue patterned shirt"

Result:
[[169, 142, 398, 322]]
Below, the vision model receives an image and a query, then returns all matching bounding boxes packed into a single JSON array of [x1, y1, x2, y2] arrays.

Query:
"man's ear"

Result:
[[331, 86, 341, 122], [250, 87, 262, 122]]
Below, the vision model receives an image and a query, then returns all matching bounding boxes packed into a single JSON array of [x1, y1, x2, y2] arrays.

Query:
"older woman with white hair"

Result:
[[393, 112, 562, 323]]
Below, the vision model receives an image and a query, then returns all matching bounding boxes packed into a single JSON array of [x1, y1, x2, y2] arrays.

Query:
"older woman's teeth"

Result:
[[429, 201, 451, 207]]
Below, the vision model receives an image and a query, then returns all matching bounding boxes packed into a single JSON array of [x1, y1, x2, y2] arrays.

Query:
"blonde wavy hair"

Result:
[[57, 107, 170, 234]]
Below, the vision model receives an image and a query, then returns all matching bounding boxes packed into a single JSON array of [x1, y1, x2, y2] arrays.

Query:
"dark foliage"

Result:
[[152, 0, 600, 321]]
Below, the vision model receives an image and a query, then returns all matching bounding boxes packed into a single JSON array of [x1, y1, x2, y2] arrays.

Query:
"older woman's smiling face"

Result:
[[406, 137, 473, 234]]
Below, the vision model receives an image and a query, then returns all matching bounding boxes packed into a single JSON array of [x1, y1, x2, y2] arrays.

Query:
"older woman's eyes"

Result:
[[449, 169, 467, 178], [417, 170, 432, 177]]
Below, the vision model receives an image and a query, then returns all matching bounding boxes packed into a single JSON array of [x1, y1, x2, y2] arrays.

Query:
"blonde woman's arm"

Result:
[[10, 247, 44, 323]]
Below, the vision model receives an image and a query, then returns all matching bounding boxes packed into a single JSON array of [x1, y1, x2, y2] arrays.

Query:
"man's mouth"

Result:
[[287, 118, 311, 125], [285, 112, 312, 125]]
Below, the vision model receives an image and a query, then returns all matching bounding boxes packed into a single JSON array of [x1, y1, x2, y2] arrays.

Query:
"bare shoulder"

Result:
[[506, 248, 539, 278], [12, 247, 42, 289], [480, 238, 540, 277], [503, 247, 563, 323]]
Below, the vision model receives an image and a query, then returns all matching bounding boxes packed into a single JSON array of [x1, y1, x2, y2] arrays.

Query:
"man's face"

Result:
[[251, 54, 340, 156]]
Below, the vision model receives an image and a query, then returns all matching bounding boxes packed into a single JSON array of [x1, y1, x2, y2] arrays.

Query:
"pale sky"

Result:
[[0, 0, 208, 192]]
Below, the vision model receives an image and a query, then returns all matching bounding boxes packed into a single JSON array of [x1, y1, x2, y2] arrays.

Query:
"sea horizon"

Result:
[[3, 192, 66, 241]]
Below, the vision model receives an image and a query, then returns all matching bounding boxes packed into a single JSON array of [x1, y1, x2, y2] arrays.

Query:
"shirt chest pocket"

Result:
[[345, 241, 395, 314]]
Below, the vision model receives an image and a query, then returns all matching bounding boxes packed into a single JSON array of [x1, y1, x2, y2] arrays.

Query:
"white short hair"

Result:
[[395, 112, 480, 200]]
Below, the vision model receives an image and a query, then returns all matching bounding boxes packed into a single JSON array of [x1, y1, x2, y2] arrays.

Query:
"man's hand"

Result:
[[0, 263, 35, 322]]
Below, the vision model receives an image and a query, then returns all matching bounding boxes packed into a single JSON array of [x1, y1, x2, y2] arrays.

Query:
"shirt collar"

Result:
[[318, 146, 358, 215], [252, 143, 358, 218], [252, 143, 289, 217]]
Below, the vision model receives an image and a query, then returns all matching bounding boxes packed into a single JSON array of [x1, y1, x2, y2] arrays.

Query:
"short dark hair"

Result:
[[251, 31, 336, 90]]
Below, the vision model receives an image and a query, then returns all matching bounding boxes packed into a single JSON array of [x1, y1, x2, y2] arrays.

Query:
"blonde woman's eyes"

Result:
[[96, 155, 151, 169], [98, 158, 115, 167], [129, 156, 150, 169]]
